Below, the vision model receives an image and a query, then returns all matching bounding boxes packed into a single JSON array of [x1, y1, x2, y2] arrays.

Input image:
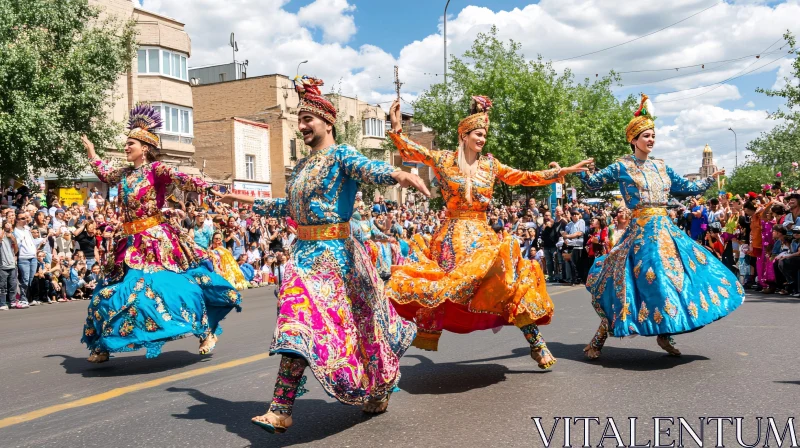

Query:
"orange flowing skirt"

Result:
[[385, 217, 553, 350]]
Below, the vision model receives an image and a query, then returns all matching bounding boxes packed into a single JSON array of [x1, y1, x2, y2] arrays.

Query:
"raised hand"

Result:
[[389, 99, 402, 133], [711, 169, 726, 178], [391, 171, 431, 197], [560, 159, 594, 175], [81, 135, 97, 159]]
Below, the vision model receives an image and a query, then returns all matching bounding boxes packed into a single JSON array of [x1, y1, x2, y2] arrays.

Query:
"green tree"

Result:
[[0, 0, 136, 181], [411, 26, 634, 204], [744, 30, 800, 189], [725, 163, 775, 197], [757, 31, 799, 123]]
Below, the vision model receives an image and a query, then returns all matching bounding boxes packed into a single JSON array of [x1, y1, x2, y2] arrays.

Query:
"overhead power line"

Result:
[[653, 36, 787, 103], [616, 50, 789, 88], [552, 1, 724, 63]]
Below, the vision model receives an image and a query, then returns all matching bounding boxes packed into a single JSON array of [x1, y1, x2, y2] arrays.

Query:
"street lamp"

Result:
[[444, 0, 451, 86], [728, 127, 737, 169], [296, 60, 308, 77]]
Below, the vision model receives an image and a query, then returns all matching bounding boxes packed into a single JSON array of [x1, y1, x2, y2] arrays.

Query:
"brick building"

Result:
[[91, 0, 197, 168], [191, 73, 435, 201], [50, 1, 199, 204], [192, 74, 300, 197]]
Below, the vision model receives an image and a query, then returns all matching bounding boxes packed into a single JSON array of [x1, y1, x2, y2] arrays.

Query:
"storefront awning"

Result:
[[42, 172, 100, 182]]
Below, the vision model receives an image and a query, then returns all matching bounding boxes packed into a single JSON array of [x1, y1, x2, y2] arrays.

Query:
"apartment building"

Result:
[[192, 74, 300, 198], [192, 72, 431, 202], [91, 0, 197, 168], [52, 1, 198, 203]]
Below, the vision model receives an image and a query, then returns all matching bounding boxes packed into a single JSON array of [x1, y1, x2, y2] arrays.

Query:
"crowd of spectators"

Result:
[[3, 179, 799, 311]]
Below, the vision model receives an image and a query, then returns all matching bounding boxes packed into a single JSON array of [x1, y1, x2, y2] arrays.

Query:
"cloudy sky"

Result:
[[136, 0, 799, 174]]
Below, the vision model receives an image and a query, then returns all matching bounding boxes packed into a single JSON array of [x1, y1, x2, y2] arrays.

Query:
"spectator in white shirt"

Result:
[[51, 208, 66, 232], [13, 212, 39, 306], [246, 243, 261, 268], [562, 211, 586, 284], [48, 199, 61, 218]]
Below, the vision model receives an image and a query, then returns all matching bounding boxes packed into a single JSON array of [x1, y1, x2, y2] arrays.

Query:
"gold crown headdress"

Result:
[[126, 103, 162, 148], [458, 96, 492, 137], [625, 94, 655, 143]]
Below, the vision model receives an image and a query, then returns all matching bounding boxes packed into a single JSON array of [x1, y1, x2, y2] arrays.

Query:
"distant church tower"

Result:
[[699, 144, 718, 178]]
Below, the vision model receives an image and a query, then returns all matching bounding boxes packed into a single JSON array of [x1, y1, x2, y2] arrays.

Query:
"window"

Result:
[[137, 50, 147, 73], [152, 103, 193, 137], [162, 51, 170, 76], [362, 118, 385, 138], [245, 155, 255, 180], [290, 139, 297, 159], [137, 47, 188, 80], [137, 48, 161, 74]]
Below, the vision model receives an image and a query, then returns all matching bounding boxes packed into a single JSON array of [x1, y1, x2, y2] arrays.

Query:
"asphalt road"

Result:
[[0, 284, 798, 448]]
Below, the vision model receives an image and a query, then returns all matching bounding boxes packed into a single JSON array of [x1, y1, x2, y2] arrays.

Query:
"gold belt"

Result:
[[297, 222, 351, 241], [632, 207, 667, 219], [122, 214, 164, 235], [446, 210, 487, 221]]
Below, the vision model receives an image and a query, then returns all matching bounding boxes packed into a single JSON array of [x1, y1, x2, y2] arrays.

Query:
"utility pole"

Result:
[[728, 127, 738, 169], [393, 65, 403, 101], [444, 0, 451, 86]]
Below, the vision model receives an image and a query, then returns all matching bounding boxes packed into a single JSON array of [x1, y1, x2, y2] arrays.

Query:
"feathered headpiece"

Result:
[[293, 75, 336, 124], [127, 103, 163, 148], [625, 94, 655, 143], [458, 95, 493, 137]]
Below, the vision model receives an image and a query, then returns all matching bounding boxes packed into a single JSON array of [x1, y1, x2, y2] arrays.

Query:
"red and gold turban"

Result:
[[625, 94, 655, 143], [294, 75, 337, 124], [127, 103, 162, 148], [458, 96, 492, 137]]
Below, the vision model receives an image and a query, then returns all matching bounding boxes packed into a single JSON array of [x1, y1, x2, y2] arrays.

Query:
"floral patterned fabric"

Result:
[[208, 246, 250, 290], [253, 144, 416, 405], [385, 132, 561, 348], [91, 159, 209, 283], [82, 159, 241, 357], [350, 218, 404, 278], [578, 155, 744, 337]]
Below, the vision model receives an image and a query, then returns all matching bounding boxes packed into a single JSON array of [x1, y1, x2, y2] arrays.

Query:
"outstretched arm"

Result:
[[153, 162, 208, 193], [338, 146, 398, 186], [495, 161, 562, 187], [667, 165, 717, 196], [338, 146, 431, 196], [212, 192, 289, 218], [495, 159, 592, 187], [578, 162, 621, 191]]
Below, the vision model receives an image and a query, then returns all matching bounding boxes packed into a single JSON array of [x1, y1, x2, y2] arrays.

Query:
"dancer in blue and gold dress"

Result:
[[578, 94, 744, 359]]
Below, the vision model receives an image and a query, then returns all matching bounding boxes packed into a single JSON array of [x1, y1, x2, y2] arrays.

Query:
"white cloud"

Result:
[[130, 0, 796, 171], [657, 105, 776, 174], [653, 84, 742, 117], [297, 0, 357, 44], [772, 58, 798, 91]]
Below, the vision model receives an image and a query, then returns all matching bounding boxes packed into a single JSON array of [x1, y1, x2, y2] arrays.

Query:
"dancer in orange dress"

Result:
[[385, 97, 592, 369]]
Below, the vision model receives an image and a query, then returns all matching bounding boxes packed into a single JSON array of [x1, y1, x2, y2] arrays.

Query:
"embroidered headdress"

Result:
[[625, 94, 655, 143], [458, 96, 492, 137], [293, 75, 337, 124], [456, 96, 493, 205], [126, 103, 163, 148]]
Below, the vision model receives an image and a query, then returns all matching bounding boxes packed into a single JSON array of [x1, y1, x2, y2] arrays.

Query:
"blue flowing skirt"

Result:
[[81, 265, 242, 358], [586, 214, 744, 337]]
